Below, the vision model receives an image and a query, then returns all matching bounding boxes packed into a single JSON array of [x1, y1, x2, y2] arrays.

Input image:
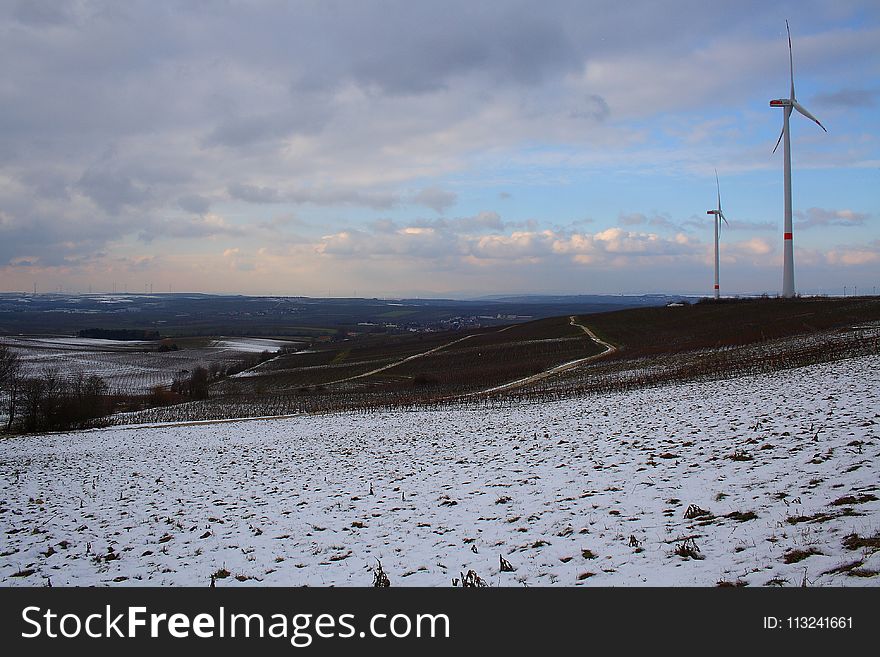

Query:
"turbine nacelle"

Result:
[[769, 99, 791, 107]]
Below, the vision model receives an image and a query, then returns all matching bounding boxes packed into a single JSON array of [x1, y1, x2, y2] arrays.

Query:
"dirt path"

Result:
[[320, 334, 477, 386], [472, 316, 617, 395]]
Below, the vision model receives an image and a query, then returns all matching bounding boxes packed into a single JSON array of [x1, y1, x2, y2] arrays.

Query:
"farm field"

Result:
[[119, 315, 604, 423], [0, 335, 300, 394], [0, 353, 877, 586]]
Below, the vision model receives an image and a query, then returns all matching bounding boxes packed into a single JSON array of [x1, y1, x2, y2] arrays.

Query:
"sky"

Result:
[[1, 0, 878, 298]]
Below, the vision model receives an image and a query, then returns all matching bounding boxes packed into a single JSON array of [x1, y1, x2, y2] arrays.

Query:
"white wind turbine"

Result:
[[770, 20, 827, 298], [706, 170, 729, 299]]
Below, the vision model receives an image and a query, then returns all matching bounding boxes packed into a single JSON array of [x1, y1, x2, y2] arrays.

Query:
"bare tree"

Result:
[[188, 366, 209, 400], [0, 344, 21, 431]]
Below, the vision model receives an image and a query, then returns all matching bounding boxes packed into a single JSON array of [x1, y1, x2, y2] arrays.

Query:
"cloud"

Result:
[[813, 88, 877, 108], [569, 94, 610, 121], [619, 212, 684, 232], [319, 218, 701, 271], [728, 237, 774, 257], [725, 220, 775, 232], [227, 182, 281, 204], [470, 231, 558, 260], [412, 187, 458, 213], [618, 212, 647, 226], [825, 241, 880, 266], [794, 207, 869, 229], [227, 182, 398, 209], [137, 214, 245, 243], [21, 169, 71, 201], [11, 0, 74, 27], [1, 2, 878, 294], [77, 169, 152, 214], [448, 211, 504, 233], [318, 225, 460, 260], [178, 194, 212, 215], [204, 109, 328, 150]]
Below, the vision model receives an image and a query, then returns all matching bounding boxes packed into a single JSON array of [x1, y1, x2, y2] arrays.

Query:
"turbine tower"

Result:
[[770, 20, 826, 298], [706, 170, 729, 299]]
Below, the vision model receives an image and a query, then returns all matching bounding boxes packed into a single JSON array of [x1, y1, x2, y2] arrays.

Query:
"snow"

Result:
[[2, 336, 156, 350], [211, 338, 299, 353], [1, 355, 877, 587]]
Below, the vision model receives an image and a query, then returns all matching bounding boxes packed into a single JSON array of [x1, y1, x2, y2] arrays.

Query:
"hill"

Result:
[[115, 297, 879, 424]]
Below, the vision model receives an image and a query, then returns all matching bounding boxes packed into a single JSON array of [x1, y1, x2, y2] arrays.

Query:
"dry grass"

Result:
[[725, 511, 758, 523], [783, 547, 823, 564], [842, 532, 880, 553], [831, 494, 878, 506]]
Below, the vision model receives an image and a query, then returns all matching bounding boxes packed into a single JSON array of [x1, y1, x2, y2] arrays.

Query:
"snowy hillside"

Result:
[[1, 355, 878, 587]]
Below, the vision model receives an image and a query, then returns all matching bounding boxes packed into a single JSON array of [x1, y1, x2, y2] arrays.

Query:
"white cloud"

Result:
[[825, 241, 880, 266]]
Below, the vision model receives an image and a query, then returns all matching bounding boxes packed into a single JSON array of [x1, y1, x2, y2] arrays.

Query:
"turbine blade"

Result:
[[715, 169, 721, 212], [720, 210, 729, 227], [772, 125, 784, 154], [787, 20, 795, 99], [792, 99, 827, 132]]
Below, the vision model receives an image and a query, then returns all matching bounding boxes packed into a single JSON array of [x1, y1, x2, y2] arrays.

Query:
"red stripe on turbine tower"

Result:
[[784, 232, 793, 240], [714, 285, 720, 289]]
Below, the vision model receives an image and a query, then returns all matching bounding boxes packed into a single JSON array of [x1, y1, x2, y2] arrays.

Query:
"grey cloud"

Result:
[[569, 94, 610, 121], [0, 207, 128, 267], [178, 194, 212, 215], [366, 212, 506, 238], [12, 0, 74, 26], [228, 182, 281, 204], [204, 107, 329, 150], [725, 220, 775, 232], [21, 169, 71, 200], [619, 212, 683, 231], [228, 182, 398, 209], [137, 216, 245, 243], [618, 212, 646, 226], [412, 187, 458, 213], [447, 211, 504, 233], [78, 169, 152, 214], [114, 255, 161, 273], [257, 214, 309, 231], [369, 219, 398, 234], [347, 7, 577, 94], [293, 189, 398, 209], [648, 215, 684, 231], [795, 207, 869, 229], [813, 88, 877, 108]]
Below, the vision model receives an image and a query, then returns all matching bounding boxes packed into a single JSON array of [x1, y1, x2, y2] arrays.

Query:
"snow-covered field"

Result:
[[0, 335, 297, 394], [1, 355, 877, 587], [211, 338, 298, 353]]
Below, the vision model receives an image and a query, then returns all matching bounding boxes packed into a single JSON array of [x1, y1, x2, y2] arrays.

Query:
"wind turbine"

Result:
[[770, 20, 827, 298], [706, 170, 729, 299]]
